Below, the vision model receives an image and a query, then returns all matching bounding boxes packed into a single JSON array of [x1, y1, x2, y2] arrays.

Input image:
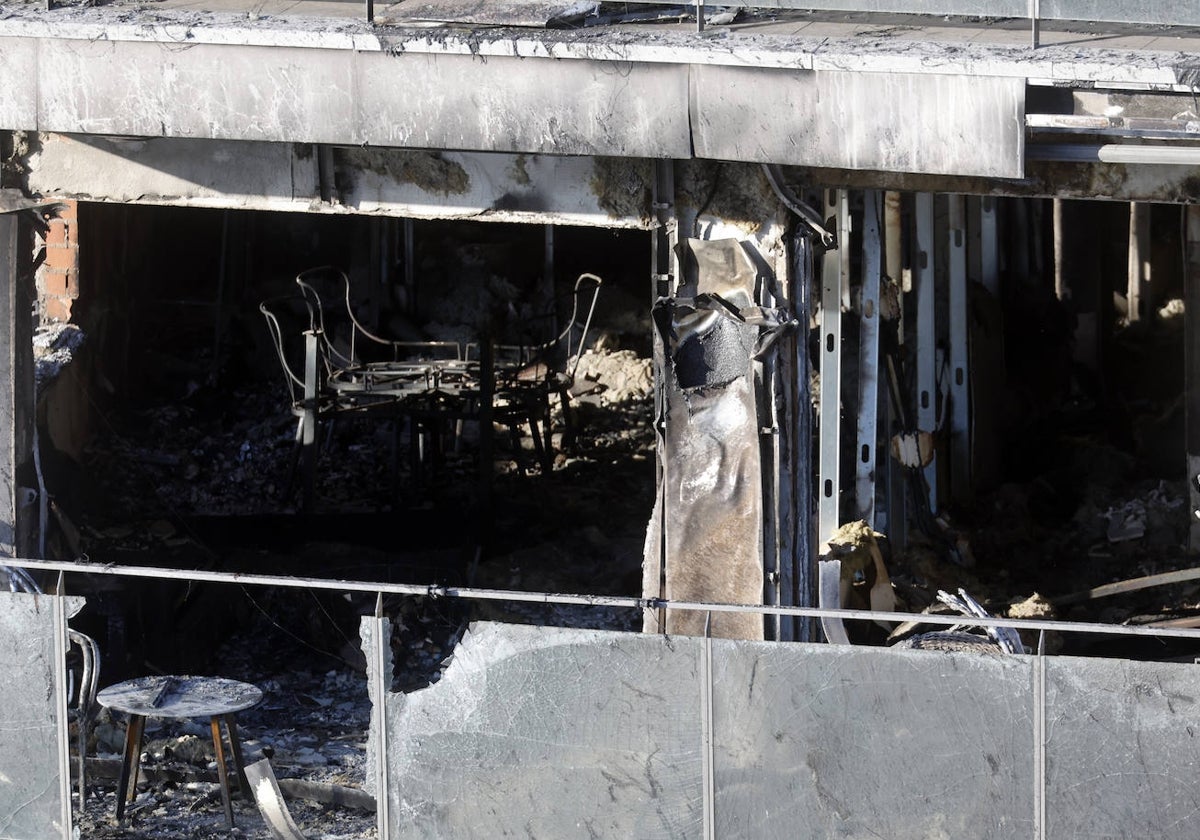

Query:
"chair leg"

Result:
[[527, 414, 549, 473], [301, 417, 318, 515], [281, 417, 304, 502], [558, 389, 576, 450]]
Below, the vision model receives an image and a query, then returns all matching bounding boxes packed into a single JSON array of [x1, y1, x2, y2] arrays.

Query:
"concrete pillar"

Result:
[[0, 211, 36, 561]]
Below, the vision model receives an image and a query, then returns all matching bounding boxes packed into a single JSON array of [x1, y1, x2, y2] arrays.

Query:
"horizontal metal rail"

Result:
[[13, 557, 1200, 644]]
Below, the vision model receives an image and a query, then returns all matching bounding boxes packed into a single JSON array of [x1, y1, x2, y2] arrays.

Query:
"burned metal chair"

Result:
[[259, 295, 404, 510], [67, 628, 101, 803], [482, 272, 604, 465], [294, 267, 490, 484], [295, 265, 466, 372]]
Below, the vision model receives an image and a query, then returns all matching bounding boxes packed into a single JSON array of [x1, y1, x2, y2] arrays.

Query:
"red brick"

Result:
[[44, 244, 78, 272], [42, 296, 72, 323], [45, 219, 70, 248], [41, 270, 78, 299]]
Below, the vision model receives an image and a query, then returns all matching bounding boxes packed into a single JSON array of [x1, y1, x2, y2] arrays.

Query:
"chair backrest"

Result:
[[471, 273, 603, 384], [259, 295, 313, 404], [562, 273, 603, 380], [297, 266, 465, 367], [295, 266, 359, 372]]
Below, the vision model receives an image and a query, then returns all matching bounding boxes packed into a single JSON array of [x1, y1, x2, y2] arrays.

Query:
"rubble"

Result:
[[34, 322, 85, 393]]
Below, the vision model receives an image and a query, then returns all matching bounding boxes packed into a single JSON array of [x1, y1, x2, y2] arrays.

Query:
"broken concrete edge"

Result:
[[359, 619, 1200, 838], [0, 6, 1190, 87]]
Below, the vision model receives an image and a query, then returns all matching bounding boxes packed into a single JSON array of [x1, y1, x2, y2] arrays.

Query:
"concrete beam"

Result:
[[4, 36, 691, 158], [692, 69, 1024, 178], [0, 22, 1033, 179]]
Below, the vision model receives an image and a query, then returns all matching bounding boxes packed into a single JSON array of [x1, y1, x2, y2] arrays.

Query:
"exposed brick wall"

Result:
[[37, 199, 79, 323]]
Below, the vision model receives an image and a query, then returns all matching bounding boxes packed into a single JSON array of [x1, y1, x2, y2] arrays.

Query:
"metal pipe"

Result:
[[18, 557, 1200, 642], [1028, 144, 1200, 165]]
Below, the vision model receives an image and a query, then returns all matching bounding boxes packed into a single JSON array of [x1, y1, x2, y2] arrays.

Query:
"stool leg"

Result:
[[222, 715, 250, 795], [115, 714, 145, 823], [210, 716, 234, 829]]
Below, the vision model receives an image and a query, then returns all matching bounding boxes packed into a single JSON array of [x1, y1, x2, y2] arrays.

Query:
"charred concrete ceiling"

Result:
[[1, 3, 1200, 210]]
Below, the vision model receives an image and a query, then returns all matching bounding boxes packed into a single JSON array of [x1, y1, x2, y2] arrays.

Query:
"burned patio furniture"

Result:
[[68, 628, 101, 804], [294, 266, 488, 480], [98, 675, 263, 830], [477, 272, 604, 466], [295, 265, 464, 370], [259, 295, 404, 510], [295, 263, 557, 476]]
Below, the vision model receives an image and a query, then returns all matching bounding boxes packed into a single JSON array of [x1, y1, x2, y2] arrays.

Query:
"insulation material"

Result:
[[643, 238, 790, 640]]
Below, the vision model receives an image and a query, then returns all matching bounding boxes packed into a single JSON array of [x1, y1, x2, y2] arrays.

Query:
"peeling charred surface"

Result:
[[336, 148, 471, 197], [646, 238, 785, 641], [589, 157, 654, 226]]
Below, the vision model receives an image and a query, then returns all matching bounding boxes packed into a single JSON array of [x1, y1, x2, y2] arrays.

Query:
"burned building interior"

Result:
[[5, 2, 1200, 839], [49, 195, 1196, 666], [49, 206, 657, 676]]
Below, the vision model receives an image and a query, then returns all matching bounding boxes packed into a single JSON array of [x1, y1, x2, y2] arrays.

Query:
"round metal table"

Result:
[[96, 675, 263, 828]]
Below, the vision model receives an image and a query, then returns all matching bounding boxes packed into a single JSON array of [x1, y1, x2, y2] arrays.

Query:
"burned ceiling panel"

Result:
[[23, 135, 656, 226]]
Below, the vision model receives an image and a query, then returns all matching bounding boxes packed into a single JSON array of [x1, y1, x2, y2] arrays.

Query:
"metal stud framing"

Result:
[[913, 192, 938, 513], [947, 194, 971, 503], [855, 190, 882, 526], [818, 190, 849, 544]]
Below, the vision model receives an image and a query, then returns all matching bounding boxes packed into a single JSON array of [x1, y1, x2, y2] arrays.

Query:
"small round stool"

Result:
[[97, 675, 263, 828]]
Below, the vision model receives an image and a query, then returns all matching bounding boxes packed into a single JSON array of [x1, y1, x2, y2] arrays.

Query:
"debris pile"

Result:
[[34, 322, 86, 393], [568, 349, 654, 405]]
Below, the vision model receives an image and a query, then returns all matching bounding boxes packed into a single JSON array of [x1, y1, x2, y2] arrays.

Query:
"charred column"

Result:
[[0, 210, 36, 562]]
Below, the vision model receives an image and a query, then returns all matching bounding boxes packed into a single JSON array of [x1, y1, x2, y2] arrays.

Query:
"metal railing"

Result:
[[356, 0, 1200, 46], [14, 556, 1200, 645], [662, 0, 1200, 28]]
